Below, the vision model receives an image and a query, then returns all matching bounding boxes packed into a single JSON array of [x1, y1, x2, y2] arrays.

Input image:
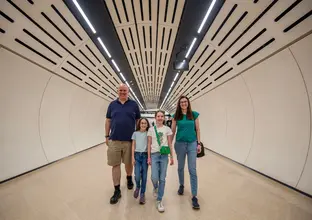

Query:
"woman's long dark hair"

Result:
[[174, 95, 194, 121], [136, 118, 150, 131]]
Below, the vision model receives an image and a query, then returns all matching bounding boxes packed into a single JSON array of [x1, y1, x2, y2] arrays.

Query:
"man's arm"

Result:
[[105, 118, 111, 144]]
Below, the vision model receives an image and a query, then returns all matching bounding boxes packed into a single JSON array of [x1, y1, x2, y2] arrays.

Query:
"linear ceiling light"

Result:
[[97, 37, 111, 58], [120, 72, 126, 81], [174, 72, 179, 81], [111, 59, 120, 72], [197, 0, 217, 34], [73, 0, 96, 34], [185, 38, 197, 58]]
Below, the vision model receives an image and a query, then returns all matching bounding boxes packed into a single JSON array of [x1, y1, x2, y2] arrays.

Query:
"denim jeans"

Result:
[[174, 141, 198, 196], [151, 152, 168, 201], [134, 152, 148, 195]]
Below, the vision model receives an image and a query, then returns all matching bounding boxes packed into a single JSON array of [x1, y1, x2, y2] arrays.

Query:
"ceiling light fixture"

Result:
[[73, 0, 96, 34], [185, 38, 197, 58], [111, 59, 120, 72], [97, 37, 111, 58], [197, 0, 217, 34], [174, 72, 179, 81], [120, 72, 126, 81]]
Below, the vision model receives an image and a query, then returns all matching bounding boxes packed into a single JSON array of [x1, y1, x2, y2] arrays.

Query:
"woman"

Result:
[[172, 95, 201, 209]]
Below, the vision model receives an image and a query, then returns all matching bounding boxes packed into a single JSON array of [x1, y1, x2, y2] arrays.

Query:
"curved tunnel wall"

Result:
[[191, 33, 312, 196], [0, 47, 108, 182]]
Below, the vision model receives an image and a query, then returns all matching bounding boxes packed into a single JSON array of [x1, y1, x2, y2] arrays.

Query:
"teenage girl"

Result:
[[147, 110, 174, 213], [131, 118, 150, 204]]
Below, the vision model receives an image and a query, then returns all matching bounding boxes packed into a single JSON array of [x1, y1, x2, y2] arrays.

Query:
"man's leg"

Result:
[[107, 141, 122, 204], [112, 164, 121, 186], [122, 141, 134, 189]]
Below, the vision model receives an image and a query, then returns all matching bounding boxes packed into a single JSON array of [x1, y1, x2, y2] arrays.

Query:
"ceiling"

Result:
[[63, 0, 225, 109], [1, 0, 311, 111]]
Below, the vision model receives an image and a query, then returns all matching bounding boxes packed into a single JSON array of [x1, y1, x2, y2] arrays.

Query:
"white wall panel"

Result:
[[192, 88, 227, 155], [39, 75, 77, 162], [243, 48, 310, 187], [290, 34, 312, 194], [221, 76, 254, 163], [192, 75, 254, 164], [69, 88, 107, 152], [0, 47, 49, 181]]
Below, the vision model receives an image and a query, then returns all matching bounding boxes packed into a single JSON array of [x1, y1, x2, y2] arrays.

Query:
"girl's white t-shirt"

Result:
[[147, 125, 173, 153]]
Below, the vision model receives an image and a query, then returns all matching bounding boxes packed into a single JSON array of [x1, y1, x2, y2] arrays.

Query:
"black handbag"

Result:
[[197, 142, 205, 158]]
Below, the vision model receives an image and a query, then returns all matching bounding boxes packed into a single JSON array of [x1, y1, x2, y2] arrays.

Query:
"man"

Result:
[[105, 83, 141, 204]]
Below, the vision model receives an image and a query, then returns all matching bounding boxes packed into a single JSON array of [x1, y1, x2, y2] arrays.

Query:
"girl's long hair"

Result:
[[136, 118, 150, 131], [174, 95, 194, 121]]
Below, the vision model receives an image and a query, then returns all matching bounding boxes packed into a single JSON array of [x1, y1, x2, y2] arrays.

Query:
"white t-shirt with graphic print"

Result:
[[147, 125, 173, 153]]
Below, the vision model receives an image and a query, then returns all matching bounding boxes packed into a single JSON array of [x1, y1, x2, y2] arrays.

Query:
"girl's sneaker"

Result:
[[139, 194, 145, 204], [153, 188, 158, 197], [156, 201, 165, 212], [133, 188, 140, 199]]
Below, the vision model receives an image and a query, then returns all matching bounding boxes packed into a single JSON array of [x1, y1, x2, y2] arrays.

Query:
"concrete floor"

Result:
[[0, 144, 311, 220]]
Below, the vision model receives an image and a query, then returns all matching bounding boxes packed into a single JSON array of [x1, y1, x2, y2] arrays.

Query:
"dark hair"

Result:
[[174, 95, 194, 121], [136, 118, 150, 131]]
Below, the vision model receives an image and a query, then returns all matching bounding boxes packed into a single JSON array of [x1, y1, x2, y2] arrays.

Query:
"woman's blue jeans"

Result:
[[174, 141, 198, 196]]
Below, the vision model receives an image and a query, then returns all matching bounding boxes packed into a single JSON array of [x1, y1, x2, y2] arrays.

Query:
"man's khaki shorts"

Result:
[[107, 140, 132, 166]]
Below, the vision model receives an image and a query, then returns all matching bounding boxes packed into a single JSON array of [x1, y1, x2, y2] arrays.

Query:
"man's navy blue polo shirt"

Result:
[[106, 98, 141, 141]]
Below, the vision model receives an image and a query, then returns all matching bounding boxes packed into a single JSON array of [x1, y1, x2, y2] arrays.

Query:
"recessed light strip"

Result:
[[97, 37, 111, 58], [73, 0, 96, 34], [111, 59, 120, 72], [185, 38, 197, 58], [197, 0, 217, 34]]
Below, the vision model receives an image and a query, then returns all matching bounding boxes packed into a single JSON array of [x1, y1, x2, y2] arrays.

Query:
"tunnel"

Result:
[[1, 0, 312, 219]]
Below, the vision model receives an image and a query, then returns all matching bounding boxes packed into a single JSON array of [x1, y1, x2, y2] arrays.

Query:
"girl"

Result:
[[172, 95, 201, 209], [147, 110, 174, 213], [131, 118, 150, 204]]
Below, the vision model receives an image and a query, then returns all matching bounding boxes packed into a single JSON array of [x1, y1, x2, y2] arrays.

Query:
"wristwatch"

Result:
[[105, 135, 109, 138]]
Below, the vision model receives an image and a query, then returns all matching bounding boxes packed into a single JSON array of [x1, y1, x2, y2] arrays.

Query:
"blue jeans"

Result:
[[134, 152, 148, 195], [174, 141, 198, 196], [151, 152, 168, 201]]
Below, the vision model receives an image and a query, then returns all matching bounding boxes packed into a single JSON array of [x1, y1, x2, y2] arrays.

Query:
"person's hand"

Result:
[[106, 137, 109, 145], [147, 157, 151, 165], [197, 144, 201, 153], [169, 157, 174, 165], [132, 157, 135, 166]]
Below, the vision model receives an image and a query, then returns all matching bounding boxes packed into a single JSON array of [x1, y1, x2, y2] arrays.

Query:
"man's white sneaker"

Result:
[[156, 201, 165, 212]]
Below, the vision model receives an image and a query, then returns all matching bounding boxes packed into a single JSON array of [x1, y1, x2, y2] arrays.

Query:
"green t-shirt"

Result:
[[174, 111, 199, 142]]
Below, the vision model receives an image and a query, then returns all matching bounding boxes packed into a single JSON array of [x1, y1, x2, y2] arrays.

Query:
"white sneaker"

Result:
[[156, 201, 165, 212], [153, 188, 158, 197]]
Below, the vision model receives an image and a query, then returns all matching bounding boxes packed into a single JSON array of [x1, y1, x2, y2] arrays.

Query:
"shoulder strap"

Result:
[[154, 126, 161, 147]]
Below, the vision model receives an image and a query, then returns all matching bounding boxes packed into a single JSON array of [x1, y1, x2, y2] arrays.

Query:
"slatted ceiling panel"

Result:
[[163, 0, 312, 112], [106, 0, 149, 103], [134, 0, 157, 103], [105, 0, 185, 107], [1, 0, 126, 103]]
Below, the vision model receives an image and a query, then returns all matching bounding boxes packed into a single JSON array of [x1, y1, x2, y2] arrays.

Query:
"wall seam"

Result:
[[38, 75, 53, 163], [288, 48, 312, 188], [241, 75, 256, 165]]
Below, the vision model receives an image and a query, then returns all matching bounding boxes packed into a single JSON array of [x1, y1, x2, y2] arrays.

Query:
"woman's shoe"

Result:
[[192, 196, 200, 209], [178, 185, 184, 195]]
